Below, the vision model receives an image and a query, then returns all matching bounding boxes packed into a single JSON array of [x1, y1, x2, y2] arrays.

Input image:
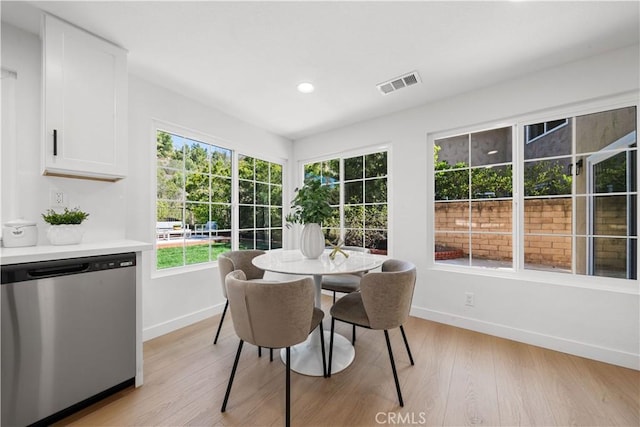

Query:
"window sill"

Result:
[[152, 260, 218, 279], [430, 262, 639, 295]]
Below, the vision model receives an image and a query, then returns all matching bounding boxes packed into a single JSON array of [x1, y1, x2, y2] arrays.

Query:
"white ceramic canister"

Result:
[[2, 219, 38, 247]]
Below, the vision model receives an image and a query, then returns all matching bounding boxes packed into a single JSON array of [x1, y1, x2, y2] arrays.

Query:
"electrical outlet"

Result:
[[50, 190, 65, 207], [465, 292, 475, 307]]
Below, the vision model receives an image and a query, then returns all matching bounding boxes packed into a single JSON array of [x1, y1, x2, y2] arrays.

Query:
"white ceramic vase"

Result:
[[300, 223, 325, 259], [47, 224, 84, 245]]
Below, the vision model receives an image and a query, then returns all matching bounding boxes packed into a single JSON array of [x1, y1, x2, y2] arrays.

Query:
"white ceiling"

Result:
[[2, 1, 639, 140]]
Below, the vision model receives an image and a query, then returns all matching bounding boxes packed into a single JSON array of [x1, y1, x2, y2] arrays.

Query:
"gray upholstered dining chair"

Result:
[[214, 250, 266, 345], [221, 270, 326, 427], [321, 246, 371, 303], [327, 259, 416, 407], [321, 246, 371, 345]]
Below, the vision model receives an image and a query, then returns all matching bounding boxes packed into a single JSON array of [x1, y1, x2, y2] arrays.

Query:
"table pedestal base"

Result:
[[281, 330, 354, 377]]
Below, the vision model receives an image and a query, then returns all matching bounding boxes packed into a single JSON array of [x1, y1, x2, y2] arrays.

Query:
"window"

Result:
[[156, 130, 232, 269], [525, 119, 568, 143], [304, 150, 388, 254], [238, 155, 283, 250], [156, 128, 284, 270], [524, 106, 637, 279], [434, 127, 513, 267], [432, 103, 638, 281]]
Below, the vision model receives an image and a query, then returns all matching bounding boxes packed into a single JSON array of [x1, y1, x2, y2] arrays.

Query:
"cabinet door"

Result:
[[42, 15, 127, 181]]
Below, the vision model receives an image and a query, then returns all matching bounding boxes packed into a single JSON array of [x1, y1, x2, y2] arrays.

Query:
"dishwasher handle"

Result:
[[2, 252, 136, 284], [26, 263, 91, 278]]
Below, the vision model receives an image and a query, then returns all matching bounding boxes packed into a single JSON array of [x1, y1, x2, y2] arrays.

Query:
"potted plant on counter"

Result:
[[42, 207, 89, 245], [286, 178, 333, 259]]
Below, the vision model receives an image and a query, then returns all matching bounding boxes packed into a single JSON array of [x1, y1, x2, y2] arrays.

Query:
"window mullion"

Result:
[[514, 124, 523, 272], [340, 158, 345, 242], [181, 144, 187, 267], [232, 151, 239, 251], [571, 117, 578, 275]]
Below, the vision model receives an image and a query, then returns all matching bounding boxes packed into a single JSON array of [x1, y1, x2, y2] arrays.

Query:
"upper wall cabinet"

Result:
[[41, 15, 128, 181]]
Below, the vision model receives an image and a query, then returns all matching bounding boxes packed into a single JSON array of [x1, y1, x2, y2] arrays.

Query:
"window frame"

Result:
[[152, 120, 286, 277], [433, 125, 516, 269], [237, 153, 284, 251], [428, 93, 639, 293], [297, 144, 392, 255]]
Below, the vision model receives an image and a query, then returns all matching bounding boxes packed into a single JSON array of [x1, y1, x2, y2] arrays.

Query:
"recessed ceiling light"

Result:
[[297, 82, 315, 93]]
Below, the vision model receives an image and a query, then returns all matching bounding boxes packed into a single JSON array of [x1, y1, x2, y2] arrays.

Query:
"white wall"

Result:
[[126, 75, 292, 340], [1, 22, 293, 341], [1, 23, 127, 245], [293, 45, 640, 369], [4, 18, 638, 369]]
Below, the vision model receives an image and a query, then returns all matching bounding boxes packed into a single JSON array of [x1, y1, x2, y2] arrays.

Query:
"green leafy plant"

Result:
[[434, 144, 571, 199], [42, 207, 89, 225], [523, 160, 572, 196], [285, 178, 333, 226]]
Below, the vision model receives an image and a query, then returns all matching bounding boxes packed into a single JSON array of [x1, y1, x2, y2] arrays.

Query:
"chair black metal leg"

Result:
[[384, 330, 404, 407], [318, 324, 327, 377], [258, 346, 262, 357], [221, 339, 244, 412], [270, 348, 273, 362], [332, 291, 336, 304], [213, 299, 229, 345], [328, 317, 335, 378], [285, 347, 291, 427], [352, 324, 356, 345], [399, 325, 414, 366]]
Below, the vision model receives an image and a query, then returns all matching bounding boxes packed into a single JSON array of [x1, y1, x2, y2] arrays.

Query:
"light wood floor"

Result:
[[58, 295, 639, 426]]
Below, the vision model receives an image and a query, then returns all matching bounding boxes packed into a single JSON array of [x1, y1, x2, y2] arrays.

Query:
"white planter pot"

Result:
[[47, 224, 84, 245], [300, 223, 325, 259]]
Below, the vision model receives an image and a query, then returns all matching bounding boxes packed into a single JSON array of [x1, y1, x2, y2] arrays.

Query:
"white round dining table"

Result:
[[252, 249, 386, 376]]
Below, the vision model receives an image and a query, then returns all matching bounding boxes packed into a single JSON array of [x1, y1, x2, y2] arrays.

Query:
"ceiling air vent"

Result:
[[377, 71, 421, 95]]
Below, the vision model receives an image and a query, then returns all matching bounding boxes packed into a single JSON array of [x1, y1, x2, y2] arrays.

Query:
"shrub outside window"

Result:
[[304, 150, 388, 254], [238, 155, 283, 250]]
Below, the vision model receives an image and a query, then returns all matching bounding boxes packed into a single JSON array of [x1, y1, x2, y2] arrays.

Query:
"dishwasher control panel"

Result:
[[93, 259, 135, 270]]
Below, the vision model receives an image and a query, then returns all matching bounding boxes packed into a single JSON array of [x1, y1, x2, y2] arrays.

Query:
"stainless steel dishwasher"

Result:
[[1, 252, 136, 426]]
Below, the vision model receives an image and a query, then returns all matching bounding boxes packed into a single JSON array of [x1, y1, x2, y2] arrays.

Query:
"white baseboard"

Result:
[[142, 302, 639, 371], [143, 302, 224, 342], [411, 306, 640, 371]]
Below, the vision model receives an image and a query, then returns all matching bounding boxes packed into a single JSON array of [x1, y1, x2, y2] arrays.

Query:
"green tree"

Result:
[[593, 153, 627, 193], [434, 145, 571, 199], [365, 152, 387, 177], [157, 131, 173, 161], [238, 155, 254, 180], [157, 131, 184, 218], [185, 142, 208, 173], [472, 166, 512, 197], [523, 160, 572, 196], [434, 145, 469, 200], [305, 159, 339, 184]]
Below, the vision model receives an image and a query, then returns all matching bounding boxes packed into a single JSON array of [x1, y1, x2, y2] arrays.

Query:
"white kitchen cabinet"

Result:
[[42, 15, 128, 181]]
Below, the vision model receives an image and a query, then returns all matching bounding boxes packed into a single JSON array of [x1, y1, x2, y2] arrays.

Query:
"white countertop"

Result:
[[0, 240, 152, 265]]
